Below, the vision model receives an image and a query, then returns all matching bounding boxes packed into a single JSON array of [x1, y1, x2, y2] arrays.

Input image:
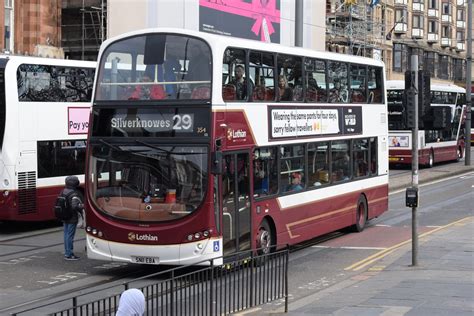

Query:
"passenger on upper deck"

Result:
[[129, 67, 166, 100], [229, 65, 252, 100], [278, 75, 293, 101]]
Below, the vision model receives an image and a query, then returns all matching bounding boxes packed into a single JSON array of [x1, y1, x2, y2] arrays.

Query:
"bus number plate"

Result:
[[132, 256, 159, 265], [389, 157, 399, 162]]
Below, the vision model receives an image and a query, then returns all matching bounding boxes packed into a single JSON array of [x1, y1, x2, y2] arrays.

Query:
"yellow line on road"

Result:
[[345, 216, 472, 271]]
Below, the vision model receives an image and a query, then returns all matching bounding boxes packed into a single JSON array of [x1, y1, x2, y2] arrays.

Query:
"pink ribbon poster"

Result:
[[68, 107, 90, 135], [199, 0, 281, 43]]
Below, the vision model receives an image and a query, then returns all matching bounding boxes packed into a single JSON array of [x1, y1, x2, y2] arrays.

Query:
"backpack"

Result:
[[54, 191, 75, 221]]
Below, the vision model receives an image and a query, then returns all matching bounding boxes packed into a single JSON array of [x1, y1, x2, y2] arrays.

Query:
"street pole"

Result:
[[81, 0, 85, 60], [465, 0, 472, 166], [295, 0, 303, 47], [411, 55, 419, 267]]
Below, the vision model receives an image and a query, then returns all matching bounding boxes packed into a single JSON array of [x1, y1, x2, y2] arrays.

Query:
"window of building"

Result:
[[428, 0, 438, 9], [253, 147, 278, 198], [4, 0, 13, 51], [442, 2, 451, 15], [452, 59, 465, 81], [424, 51, 437, 76], [456, 31, 465, 42], [413, 15, 424, 28], [456, 8, 464, 20], [441, 25, 451, 38], [395, 9, 408, 24], [438, 55, 449, 79], [428, 20, 438, 33], [393, 43, 408, 73]]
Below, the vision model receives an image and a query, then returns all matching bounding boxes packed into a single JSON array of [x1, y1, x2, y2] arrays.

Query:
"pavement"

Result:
[[240, 161, 474, 316]]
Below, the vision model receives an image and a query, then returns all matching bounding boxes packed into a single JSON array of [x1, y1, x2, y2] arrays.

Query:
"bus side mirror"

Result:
[[211, 151, 223, 175]]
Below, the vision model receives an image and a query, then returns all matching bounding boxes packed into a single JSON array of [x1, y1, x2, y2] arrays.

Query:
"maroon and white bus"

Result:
[[85, 28, 388, 265], [387, 80, 466, 167], [0, 55, 95, 221]]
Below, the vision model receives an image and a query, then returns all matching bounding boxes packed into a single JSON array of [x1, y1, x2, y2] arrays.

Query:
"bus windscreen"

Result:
[[96, 33, 212, 101]]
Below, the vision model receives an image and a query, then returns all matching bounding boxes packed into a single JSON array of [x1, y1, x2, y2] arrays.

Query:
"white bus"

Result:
[[0, 55, 95, 221], [387, 80, 466, 167], [85, 28, 388, 265]]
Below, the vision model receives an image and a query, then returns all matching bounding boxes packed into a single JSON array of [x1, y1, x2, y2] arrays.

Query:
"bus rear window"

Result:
[[96, 34, 212, 101]]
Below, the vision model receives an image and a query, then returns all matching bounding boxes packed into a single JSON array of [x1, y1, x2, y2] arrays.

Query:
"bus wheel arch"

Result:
[[256, 216, 276, 255], [352, 194, 368, 232]]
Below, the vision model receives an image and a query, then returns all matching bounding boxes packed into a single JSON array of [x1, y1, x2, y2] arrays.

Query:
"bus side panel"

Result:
[[260, 185, 388, 247]]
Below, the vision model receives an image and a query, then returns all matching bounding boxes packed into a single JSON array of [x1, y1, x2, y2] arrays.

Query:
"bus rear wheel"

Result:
[[352, 196, 367, 232], [257, 219, 273, 255]]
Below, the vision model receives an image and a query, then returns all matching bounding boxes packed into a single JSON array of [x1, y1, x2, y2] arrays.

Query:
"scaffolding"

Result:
[[326, 0, 386, 57], [61, 0, 107, 60]]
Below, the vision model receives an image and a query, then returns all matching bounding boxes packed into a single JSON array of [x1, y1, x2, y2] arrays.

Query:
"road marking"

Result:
[[312, 246, 387, 250], [345, 216, 472, 271], [390, 171, 474, 195], [375, 224, 391, 227], [37, 272, 87, 285], [381, 306, 412, 316]]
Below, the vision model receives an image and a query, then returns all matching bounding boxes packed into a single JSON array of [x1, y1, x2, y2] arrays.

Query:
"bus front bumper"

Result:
[[86, 234, 223, 266]]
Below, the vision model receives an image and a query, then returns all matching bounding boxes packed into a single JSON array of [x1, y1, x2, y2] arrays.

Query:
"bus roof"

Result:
[[98, 27, 385, 68], [387, 80, 465, 93], [0, 54, 96, 69]]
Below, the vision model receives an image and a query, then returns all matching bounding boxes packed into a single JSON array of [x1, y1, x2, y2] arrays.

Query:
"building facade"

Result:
[[0, 0, 471, 86]]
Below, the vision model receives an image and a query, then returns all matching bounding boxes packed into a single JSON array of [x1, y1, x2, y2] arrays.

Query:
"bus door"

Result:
[[221, 152, 251, 256]]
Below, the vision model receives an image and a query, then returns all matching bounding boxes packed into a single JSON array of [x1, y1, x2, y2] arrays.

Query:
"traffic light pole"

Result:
[[411, 55, 419, 267]]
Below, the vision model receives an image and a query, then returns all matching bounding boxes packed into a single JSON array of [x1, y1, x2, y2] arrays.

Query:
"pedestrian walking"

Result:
[[56, 175, 84, 261], [116, 288, 145, 316]]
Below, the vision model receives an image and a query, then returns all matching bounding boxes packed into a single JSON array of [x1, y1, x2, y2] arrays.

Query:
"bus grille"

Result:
[[17, 171, 37, 215]]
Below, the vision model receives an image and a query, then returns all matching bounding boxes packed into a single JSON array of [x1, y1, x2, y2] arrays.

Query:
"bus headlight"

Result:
[[3, 190, 9, 197], [86, 226, 92, 232]]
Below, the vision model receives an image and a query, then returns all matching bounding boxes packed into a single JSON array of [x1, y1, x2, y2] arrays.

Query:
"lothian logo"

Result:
[[227, 128, 247, 141], [128, 232, 158, 242]]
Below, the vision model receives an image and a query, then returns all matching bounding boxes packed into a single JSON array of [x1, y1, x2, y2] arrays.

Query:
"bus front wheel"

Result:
[[352, 196, 367, 233], [257, 219, 273, 255]]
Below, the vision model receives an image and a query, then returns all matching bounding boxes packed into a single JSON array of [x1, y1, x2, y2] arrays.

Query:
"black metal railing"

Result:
[[12, 247, 289, 315]]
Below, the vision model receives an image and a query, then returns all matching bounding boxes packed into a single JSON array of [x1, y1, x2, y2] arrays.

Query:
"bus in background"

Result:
[[387, 80, 466, 167], [0, 55, 95, 221], [85, 28, 388, 265]]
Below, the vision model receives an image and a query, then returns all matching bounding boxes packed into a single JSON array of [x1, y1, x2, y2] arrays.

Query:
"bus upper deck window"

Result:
[[97, 34, 212, 101]]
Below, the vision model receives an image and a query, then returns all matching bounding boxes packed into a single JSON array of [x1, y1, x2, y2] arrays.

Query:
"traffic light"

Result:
[[418, 71, 431, 118], [403, 70, 431, 129], [404, 89, 416, 129]]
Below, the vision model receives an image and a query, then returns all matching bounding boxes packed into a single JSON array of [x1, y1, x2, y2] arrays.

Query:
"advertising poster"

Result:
[[199, 0, 281, 43], [269, 106, 363, 140], [68, 107, 90, 135]]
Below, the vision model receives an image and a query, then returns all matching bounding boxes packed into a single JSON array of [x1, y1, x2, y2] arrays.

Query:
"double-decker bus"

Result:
[[387, 80, 466, 167], [0, 55, 95, 221], [85, 28, 388, 265]]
